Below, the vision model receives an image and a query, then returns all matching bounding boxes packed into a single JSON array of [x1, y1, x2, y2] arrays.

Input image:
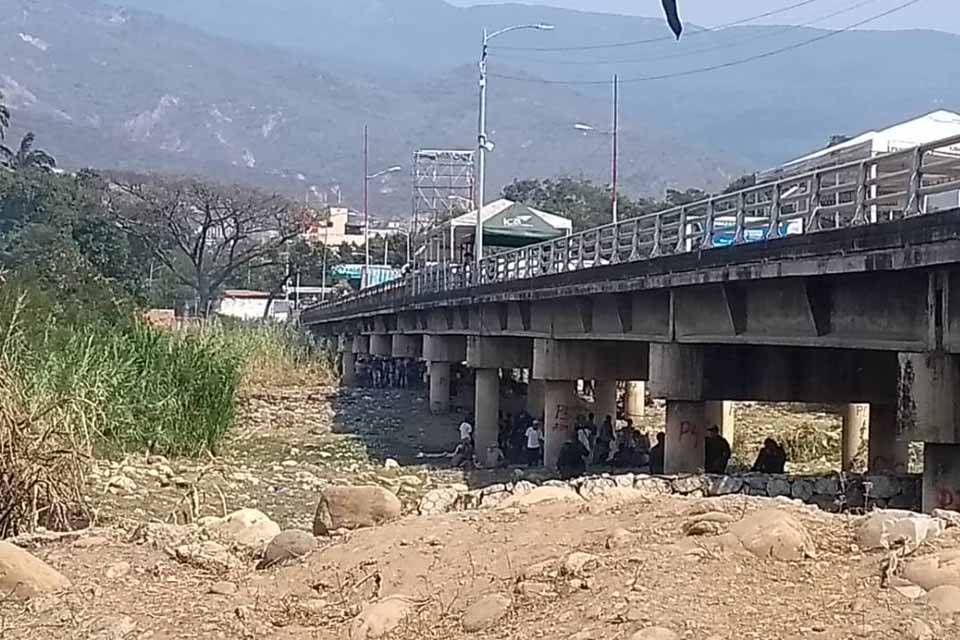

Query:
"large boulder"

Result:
[[259, 530, 317, 568], [203, 508, 280, 552], [630, 627, 680, 640], [903, 549, 960, 591], [349, 595, 419, 639], [927, 585, 960, 614], [315, 485, 402, 536], [498, 485, 582, 508], [0, 541, 71, 599], [856, 510, 945, 551], [726, 509, 816, 561], [174, 541, 242, 572], [462, 593, 511, 632]]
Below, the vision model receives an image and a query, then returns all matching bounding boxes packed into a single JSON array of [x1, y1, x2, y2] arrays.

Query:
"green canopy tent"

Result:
[[482, 202, 568, 248]]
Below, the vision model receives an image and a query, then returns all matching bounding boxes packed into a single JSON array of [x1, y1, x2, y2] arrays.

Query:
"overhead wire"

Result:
[[488, 0, 924, 86], [490, 0, 826, 52], [492, 0, 884, 67]]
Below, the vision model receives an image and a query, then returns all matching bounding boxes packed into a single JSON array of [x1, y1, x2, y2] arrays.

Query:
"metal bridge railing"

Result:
[[306, 133, 960, 320]]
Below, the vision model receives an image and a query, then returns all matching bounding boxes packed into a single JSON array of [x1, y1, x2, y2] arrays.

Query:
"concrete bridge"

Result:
[[303, 133, 960, 512]]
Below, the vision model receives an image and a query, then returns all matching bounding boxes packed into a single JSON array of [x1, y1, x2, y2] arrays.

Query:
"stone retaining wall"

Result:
[[418, 471, 921, 516]]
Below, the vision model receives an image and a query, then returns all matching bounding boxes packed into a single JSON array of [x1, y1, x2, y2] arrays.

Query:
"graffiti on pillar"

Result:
[[679, 421, 700, 441], [552, 403, 574, 434]]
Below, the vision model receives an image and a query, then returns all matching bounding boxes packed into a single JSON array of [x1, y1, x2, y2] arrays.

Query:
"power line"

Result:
[[490, 0, 826, 52], [493, 0, 882, 67], [489, 0, 923, 86]]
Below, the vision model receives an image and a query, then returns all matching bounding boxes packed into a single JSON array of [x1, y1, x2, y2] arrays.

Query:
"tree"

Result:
[[0, 91, 9, 141], [723, 174, 757, 194], [0, 132, 56, 171], [107, 174, 309, 315]]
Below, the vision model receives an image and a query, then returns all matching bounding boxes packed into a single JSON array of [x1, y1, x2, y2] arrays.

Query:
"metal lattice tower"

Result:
[[412, 149, 476, 232]]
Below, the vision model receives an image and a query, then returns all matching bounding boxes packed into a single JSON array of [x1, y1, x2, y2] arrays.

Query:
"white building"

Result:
[[216, 290, 291, 322]]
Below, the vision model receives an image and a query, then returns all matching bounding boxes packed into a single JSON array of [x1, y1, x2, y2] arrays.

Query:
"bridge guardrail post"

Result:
[[852, 161, 870, 226], [806, 172, 822, 232], [650, 214, 662, 258], [734, 191, 747, 245], [907, 146, 924, 217], [675, 206, 688, 254], [767, 182, 782, 240], [701, 198, 716, 250]]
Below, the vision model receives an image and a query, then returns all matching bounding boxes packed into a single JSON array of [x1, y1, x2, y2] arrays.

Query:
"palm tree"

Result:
[[0, 132, 56, 171]]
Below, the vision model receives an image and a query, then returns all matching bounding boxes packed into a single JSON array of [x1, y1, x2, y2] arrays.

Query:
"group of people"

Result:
[[450, 408, 789, 478], [356, 357, 426, 390]]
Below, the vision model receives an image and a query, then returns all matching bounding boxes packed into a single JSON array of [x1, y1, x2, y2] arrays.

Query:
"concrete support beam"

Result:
[[467, 337, 533, 370], [341, 352, 356, 387], [429, 362, 452, 415], [352, 335, 370, 355], [868, 404, 910, 473], [594, 380, 618, 425], [665, 401, 706, 474], [527, 379, 545, 418], [423, 335, 466, 363], [337, 335, 352, 353], [370, 334, 392, 358], [392, 334, 422, 359], [705, 401, 736, 443], [898, 353, 960, 443], [649, 344, 704, 400], [624, 381, 646, 421], [923, 444, 960, 513], [533, 339, 649, 382], [842, 403, 870, 472], [544, 381, 577, 470], [475, 369, 501, 462]]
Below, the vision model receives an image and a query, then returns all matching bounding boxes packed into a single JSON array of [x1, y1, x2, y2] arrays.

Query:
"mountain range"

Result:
[[2, 0, 959, 217]]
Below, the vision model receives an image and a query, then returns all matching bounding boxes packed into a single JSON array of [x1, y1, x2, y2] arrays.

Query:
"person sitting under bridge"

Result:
[[752, 438, 788, 474], [557, 434, 589, 480], [649, 432, 666, 474], [704, 425, 732, 474]]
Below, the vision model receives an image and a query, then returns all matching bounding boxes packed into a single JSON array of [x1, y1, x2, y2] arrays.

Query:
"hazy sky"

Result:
[[449, 0, 960, 35]]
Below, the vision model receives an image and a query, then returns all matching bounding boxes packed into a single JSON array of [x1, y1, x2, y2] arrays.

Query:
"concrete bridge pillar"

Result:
[[624, 381, 646, 421], [705, 401, 736, 444], [428, 362, 452, 415], [370, 334, 392, 358], [924, 444, 960, 512], [527, 379, 545, 419], [868, 404, 909, 473], [474, 368, 500, 463], [338, 335, 357, 387], [352, 335, 370, 356], [665, 400, 707, 474], [842, 403, 870, 472], [544, 381, 577, 469], [423, 336, 466, 415], [594, 380, 618, 425]]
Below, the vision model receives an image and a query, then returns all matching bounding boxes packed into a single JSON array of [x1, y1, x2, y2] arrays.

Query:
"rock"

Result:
[[511, 480, 537, 496], [204, 509, 281, 552], [516, 580, 557, 598], [480, 490, 511, 509], [865, 475, 902, 499], [418, 485, 468, 516], [634, 476, 672, 495], [499, 485, 582, 508], [704, 475, 744, 496], [605, 528, 636, 550], [209, 581, 238, 596], [462, 593, 511, 632], [146, 454, 168, 466], [933, 509, 960, 528], [903, 549, 960, 590], [904, 619, 935, 640], [614, 473, 635, 488], [856, 510, 945, 551], [87, 614, 136, 640], [0, 541, 71, 599], [107, 475, 136, 492], [790, 479, 815, 502], [73, 536, 110, 549], [927, 584, 960, 614], [174, 541, 242, 572], [522, 559, 559, 580], [630, 627, 680, 640], [259, 530, 317, 568], [766, 477, 792, 498], [383, 458, 400, 470], [349, 595, 419, 639], [104, 561, 130, 580], [315, 485, 403, 535], [683, 513, 735, 537], [671, 475, 704, 495], [813, 476, 840, 496], [562, 552, 599, 577], [727, 509, 816, 561], [577, 477, 617, 499]]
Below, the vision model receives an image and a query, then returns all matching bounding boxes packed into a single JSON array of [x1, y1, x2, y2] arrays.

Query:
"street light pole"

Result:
[[476, 23, 554, 271], [611, 73, 619, 225], [363, 125, 370, 288]]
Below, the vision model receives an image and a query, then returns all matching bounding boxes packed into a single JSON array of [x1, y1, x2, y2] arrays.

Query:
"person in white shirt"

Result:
[[525, 421, 542, 466], [459, 418, 473, 442]]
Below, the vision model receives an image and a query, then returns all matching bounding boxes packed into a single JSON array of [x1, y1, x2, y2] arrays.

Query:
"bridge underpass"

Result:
[[304, 134, 960, 513]]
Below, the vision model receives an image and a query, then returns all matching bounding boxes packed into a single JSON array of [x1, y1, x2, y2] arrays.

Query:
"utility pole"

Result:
[[362, 125, 370, 289], [611, 74, 620, 225]]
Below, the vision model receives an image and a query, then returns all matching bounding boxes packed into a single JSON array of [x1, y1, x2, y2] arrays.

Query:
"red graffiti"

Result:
[[937, 487, 960, 510], [679, 421, 700, 441]]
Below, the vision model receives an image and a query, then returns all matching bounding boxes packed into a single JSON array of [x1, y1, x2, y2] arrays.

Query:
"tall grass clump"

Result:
[[186, 320, 336, 392]]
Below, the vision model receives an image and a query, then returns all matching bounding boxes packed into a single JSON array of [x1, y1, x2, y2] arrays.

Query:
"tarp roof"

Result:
[[446, 199, 572, 247], [761, 110, 960, 179]]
